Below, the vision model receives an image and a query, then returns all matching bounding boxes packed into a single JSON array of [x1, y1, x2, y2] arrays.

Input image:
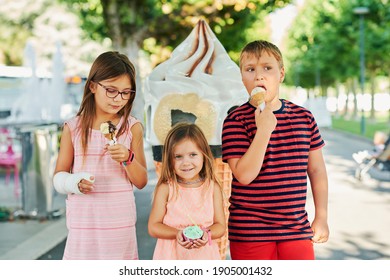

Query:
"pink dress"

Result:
[[63, 116, 139, 260], [153, 180, 221, 260]]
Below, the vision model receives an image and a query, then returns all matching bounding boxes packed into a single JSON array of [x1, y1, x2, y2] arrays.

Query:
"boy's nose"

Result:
[[255, 71, 264, 80]]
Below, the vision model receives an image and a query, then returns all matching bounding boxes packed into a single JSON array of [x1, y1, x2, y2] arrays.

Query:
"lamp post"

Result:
[[353, 6, 369, 136]]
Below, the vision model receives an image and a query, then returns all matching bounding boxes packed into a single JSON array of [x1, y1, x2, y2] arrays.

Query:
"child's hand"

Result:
[[105, 143, 130, 163], [190, 233, 208, 249], [78, 176, 95, 194], [311, 218, 329, 243], [176, 230, 193, 249], [255, 104, 277, 133]]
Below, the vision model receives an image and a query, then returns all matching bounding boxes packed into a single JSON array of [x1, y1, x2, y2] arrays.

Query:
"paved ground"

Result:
[[0, 128, 389, 260], [307, 129, 390, 259]]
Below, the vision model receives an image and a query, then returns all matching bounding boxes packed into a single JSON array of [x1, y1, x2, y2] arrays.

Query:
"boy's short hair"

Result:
[[239, 40, 284, 69]]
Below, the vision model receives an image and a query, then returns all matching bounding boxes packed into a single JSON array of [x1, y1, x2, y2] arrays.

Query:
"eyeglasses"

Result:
[[97, 82, 135, 100]]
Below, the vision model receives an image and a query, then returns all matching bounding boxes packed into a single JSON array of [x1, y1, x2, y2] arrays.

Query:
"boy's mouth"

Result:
[[251, 86, 266, 95], [256, 85, 266, 91]]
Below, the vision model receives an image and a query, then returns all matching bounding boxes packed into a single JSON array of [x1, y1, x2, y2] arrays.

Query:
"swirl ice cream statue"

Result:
[[144, 20, 247, 259]]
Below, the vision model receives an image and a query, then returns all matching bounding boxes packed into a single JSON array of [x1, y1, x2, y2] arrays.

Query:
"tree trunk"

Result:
[[103, 0, 122, 49], [100, 0, 148, 124], [321, 85, 327, 98], [352, 78, 358, 120], [124, 40, 145, 125], [335, 82, 340, 117], [370, 74, 376, 120], [343, 80, 350, 117]]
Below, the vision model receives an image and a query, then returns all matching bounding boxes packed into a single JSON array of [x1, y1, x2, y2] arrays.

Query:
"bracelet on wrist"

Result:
[[202, 227, 212, 246], [122, 149, 135, 167]]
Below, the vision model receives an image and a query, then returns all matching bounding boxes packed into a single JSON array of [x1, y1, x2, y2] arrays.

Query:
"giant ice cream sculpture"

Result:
[[144, 20, 247, 259]]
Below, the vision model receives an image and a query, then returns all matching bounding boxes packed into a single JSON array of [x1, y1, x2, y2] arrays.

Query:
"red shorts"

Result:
[[229, 240, 315, 260]]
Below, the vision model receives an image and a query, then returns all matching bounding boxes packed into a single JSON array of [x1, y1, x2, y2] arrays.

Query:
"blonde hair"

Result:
[[155, 122, 221, 199], [239, 40, 284, 69], [76, 51, 136, 156]]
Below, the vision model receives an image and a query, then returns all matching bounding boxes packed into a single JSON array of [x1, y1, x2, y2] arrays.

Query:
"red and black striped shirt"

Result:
[[222, 99, 325, 242]]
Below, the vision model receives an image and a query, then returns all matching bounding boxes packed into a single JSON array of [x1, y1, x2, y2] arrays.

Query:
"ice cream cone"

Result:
[[100, 121, 117, 145], [249, 87, 266, 110]]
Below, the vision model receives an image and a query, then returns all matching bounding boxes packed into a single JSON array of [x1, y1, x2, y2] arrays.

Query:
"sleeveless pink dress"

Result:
[[63, 116, 139, 260], [153, 180, 221, 260]]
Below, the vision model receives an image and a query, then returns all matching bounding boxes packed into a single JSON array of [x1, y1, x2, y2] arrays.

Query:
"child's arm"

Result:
[[106, 122, 148, 189], [307, 148, 329, 243], [148, 183, 181, 239], [126, 122, 148, 188], [228, 106, 276, 185], [53, 124, 94, 194], [54, 124, 74, 174]]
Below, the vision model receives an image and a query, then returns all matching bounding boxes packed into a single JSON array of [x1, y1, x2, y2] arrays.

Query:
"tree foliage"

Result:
[[60, 0, 293, 65], [284, 0, 390, 93], [0, 0, 293, 71], [0, 0, 43, 65], [0, 0, 109, 74]]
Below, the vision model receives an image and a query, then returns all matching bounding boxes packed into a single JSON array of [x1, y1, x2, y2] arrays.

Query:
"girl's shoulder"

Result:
[[64, 116, 80, 131], [157, 181, 170, 190], [127, 115, 141, 128], [121, 115, 143, 136], [154, 182, 170, 200]]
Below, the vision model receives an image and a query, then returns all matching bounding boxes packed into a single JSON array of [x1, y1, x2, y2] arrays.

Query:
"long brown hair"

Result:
[[76, 51, 136, 155], [156, 123, 221, 199]]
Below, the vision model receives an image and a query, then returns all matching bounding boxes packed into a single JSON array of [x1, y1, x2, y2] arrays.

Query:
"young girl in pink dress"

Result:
[[148, 123, 225, 260], [53, 51, 148, 260]]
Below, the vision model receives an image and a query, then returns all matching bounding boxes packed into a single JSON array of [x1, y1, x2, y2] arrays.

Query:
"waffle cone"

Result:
[[250, 92, 265, 107]]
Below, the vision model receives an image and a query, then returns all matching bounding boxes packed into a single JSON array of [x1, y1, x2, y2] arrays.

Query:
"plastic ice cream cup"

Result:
[[182, 225, 204, 241]]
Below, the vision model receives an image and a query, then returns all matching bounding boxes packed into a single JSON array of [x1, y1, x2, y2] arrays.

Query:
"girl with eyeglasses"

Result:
[[53, 51, 148, 260]]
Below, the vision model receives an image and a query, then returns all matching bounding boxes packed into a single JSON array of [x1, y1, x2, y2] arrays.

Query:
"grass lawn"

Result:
[[331, 114, 390, 141]]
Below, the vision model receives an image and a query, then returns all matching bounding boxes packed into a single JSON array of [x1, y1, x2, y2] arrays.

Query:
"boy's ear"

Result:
[[280, 67, 285, 83]]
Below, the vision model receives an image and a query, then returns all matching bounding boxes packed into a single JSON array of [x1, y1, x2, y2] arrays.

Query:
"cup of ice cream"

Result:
[[182, 225, 204, 242]]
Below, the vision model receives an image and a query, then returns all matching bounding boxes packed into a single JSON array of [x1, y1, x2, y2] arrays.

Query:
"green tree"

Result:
[[0, 0, 108, 75], [0, 0, 43, 65], [61, 0, 292, 65], [59, 0, 293, 120], [284, 0, 389, 120]]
